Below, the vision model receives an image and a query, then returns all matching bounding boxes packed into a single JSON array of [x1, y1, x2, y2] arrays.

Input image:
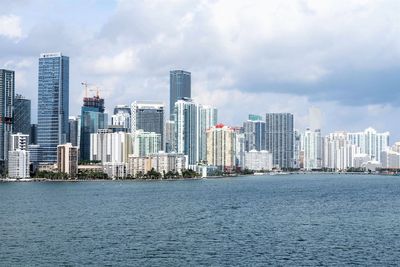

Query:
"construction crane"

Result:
[[88, 87, 102, 98], [81, 81, 91, 98], [81, 82, 102, 98]]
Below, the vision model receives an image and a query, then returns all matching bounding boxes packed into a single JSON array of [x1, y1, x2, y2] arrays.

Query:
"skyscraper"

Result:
[[174, 98, 198, 165], [206, 124, 235, 171], [265, 113, 294, 169], [347, 127, 389, 162], [80, 95, 107, 161], [30, 124, 37, 144], [37, 53, 69, 163], [8, 133, 30, 179], [67, 116, 79, 147], [302, 128, 323, 170], [170, 70, 191, 118], [112, 104, 131, 132], [57, 143, 79, 178], [131, 101, 164, 148], [0, 69, 15, 173], [243, 114, 266, 152], [198, 105, 218, 162], [13, 94, 31, 135], [165, 120, 175, 153]]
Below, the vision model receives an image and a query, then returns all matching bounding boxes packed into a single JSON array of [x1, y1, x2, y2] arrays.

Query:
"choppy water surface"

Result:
[[1, 174, 400, 266]]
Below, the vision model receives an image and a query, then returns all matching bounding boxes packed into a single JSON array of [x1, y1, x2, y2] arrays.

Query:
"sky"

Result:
[[1, 0, 400, 141]]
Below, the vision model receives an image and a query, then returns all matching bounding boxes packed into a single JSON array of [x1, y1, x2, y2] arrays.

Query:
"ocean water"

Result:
[[1, 174, 400, 266]]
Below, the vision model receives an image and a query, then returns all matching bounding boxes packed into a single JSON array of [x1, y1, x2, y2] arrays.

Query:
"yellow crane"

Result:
[[88, 87, 102, 98], [81, 82, 101, 98]]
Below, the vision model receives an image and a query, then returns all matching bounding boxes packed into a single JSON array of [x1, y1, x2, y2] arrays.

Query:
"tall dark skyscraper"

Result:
[[13, 94, 31, 135], [80, 95, 107, 160], [68, 116, 79, 147], [0, 69, 15, 173], [30, 124, 37, 145], [131, 101, 164, 148], [169, 70, 191, 119], [265, 113, 294, 169], [37, 52, 69, 163]]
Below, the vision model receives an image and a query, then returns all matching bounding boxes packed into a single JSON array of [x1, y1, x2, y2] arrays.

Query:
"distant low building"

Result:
[[244, 150, 273, 171], [57, 143, 79, 178], [380, 150, 400, 169], [127, 152, 187, 177], [8, 150, 30, 179], [8, 133, 30, 179], [353, 153, 370, 168], [103, 162, 126, 179]]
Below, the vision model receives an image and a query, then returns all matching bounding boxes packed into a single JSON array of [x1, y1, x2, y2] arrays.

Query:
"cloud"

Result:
[[1, 0, 400, 140], [90, 48, 139, 75], [0, 15, 23, 40]]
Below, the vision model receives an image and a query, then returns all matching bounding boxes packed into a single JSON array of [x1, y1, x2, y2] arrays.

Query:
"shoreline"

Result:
[[0, 172, 396, 183]]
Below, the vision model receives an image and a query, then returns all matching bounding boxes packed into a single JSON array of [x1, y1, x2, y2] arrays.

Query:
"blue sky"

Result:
[[1, 0, 400, 140]]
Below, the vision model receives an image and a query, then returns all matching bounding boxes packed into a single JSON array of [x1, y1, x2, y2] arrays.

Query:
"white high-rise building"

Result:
[[303, 128, 323, 170], [324, 132, 361, 170], [11, 133, 29, 151], [173, 98, 218, 167], [380, 150, 400, 169], [235, 133, 245, 169], [8, 133, 30, 179], [174, 98, 199, 165], [206, 124, 235, 171], [132, 130, 161, 157], [198, 104, 218, 162], [8, 150, 29, 178], [347, 127, 389, 162], [90, 130, 132, 163], [111, 107, 131, 132], [244, 150, 273, 171]]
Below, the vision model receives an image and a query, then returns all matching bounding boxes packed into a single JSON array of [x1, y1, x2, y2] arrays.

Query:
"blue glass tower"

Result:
[[37, 53, 69, 163], [13, 94, 31, 135], [243, 115, 266, 152], [170, 70, 191, 119], [0, 69, 14, 174], [80, 95, 107, 161]]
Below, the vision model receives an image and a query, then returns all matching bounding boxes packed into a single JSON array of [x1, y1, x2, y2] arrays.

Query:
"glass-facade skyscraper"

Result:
[[37, 53, 69, 163], [265, 113, 294, 169], [174, 98, 198, 165], [68, 116, 79, 147], [0, 69, 15, 173], [131, 101, 164, 148], [13, 94, 31, 135], [80, 96, 107, 161], [170, 70, 191, 119], [243, 115, 266, 152]]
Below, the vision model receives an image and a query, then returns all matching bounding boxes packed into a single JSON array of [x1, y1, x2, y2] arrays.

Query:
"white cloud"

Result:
[[2, 0, 400, 139], [0, 15, 23, 40], [90, 48, 139, 75]]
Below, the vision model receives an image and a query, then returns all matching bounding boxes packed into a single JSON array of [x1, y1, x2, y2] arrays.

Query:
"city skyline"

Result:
[[1, 1, 399, 140]]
